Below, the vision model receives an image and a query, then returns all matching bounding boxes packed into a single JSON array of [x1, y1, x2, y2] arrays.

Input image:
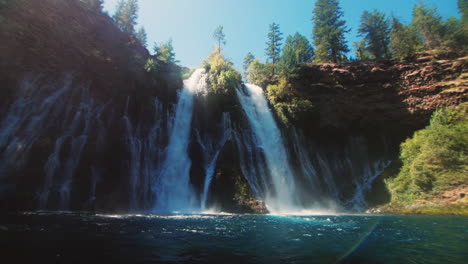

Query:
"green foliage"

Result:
[[242, 52, 255, 81], [412, 3, 444, 50], [265, 22, 283, 73], [154, 39, 178, 63], [387, 103, 468, 204], [460, 0, 468, 24], [213, 25, 226, 51], [353, 40, 371, 60], [279, 32, 314, 78], [81, 0, 103, 11], [440, 17, 468, 51], [312, 0, 350, 63], [180, 67, 195, 80], [266, 78, 316, 126], [390, 17, 423, 59], [144, 58, 158, 72], [357, 10, 391, 59], [203, 49, 242, 95], [135, 27, 147, 48], [246, 59, 269, 87], [113, 0, 138, 34]]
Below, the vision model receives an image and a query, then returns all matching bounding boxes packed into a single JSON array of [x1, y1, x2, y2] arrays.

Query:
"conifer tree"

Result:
[[357, 10, 391, 59], [265, 23, 283, 64], [412, 3, 443, 49], [312, 0, 349, 63], [390, 17, 423, 59], [279, 32, 314, 77], [213, 25, 226, 52], [353, 40, 371, 60], [113, 0, 139, 34], [458, 0, 468, 24], [265, 22, 283, 74], [243, 52, 255, 80], [136, 27, 147, 47], [155, 40, 178, 63]]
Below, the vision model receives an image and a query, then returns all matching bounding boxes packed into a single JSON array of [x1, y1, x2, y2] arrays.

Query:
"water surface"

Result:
[[1, 212, 466, 263]]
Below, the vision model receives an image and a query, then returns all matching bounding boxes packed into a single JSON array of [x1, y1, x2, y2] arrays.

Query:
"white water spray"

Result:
[[236, 84, 300, 213], [153, 69, 207, 213]]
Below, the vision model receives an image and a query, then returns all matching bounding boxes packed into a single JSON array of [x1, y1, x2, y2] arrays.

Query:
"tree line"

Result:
[[244, 0, 467, 83], [79, 0, 178, 65]]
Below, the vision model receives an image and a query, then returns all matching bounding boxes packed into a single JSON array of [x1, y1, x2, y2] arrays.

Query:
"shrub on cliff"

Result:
[[266, 77, 316, 127], [203, 48, 242, 95], [386, 103, 468, 203]]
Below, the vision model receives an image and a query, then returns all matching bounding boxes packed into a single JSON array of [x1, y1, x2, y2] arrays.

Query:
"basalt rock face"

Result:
[[0, 0, 181, 212], [271, 52, 467, 208], [288, 52, 467, 137]]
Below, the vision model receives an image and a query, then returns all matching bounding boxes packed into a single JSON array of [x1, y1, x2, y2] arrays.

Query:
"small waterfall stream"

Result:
[[236, 84, 300, 213], [153, 69, 207, 213], [199, 112, 232, 210]]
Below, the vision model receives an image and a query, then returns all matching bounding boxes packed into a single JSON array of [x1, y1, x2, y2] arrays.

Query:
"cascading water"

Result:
[[198, 112, 232, 210], [153, 69, 207, 213], [236, 84, 300, 213], [0, 77, 72, 179], [123, 98, 165, 211]]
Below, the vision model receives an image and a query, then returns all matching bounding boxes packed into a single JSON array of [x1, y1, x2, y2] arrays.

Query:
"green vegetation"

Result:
[[245, 59, 270, 87], [265, 22, 283, 74], [266, 77, 316, 127], [412, 3, 444, 50], [242, 52, 255, 81], [357, 10, 391, 59], [279, 32, 314, 78], [180, 67, 195, 80], [113, 0, 138, 33], [312, 0, 350, 63], [213, 25, 226, 52], [386, 103, 468, 204], [390, 17, 424, 60], [136, 27, 147, 48], [203, 48, 242, 95], [154, 39, 178, 63]]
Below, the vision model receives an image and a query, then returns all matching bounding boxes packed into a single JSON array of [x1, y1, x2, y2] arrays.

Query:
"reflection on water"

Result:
[[0, 212, 466, 264]]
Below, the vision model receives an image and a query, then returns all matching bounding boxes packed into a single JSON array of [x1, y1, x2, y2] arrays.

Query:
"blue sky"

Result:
[[103, 0, 460, 70]]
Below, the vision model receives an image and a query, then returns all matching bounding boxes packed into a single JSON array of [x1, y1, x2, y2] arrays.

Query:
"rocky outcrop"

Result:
[[287, 52, 467, 137]]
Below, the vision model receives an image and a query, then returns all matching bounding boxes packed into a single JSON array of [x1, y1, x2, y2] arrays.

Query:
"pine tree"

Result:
[[312, 0, 350, 63], [136, 27, 147, 47], [243, 52, 255, 80], [390, 17, 423, 59], [353, 40, 371, 60], [412, 3, 443, 49], [113, 0, 139, 34], [265, 22, 283, 74], [459, 0, 468, 24], [81, 0, 103, 11], [357, 10, 391, 59], [155, 40, 178, 63], [265, 23, 283, 64], [279, 32, 314, 77], [213, 25, 226, 52]]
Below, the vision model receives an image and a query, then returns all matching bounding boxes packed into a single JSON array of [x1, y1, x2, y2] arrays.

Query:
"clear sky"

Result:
[[103, 0, 461, 70]]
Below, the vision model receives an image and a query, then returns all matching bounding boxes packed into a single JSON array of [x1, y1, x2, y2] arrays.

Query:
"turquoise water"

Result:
[[1, 212, 467, 263]]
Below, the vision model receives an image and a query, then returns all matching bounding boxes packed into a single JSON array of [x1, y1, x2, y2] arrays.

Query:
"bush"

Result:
[[386, 103, 468, 203], [203, 48, 242, 95]]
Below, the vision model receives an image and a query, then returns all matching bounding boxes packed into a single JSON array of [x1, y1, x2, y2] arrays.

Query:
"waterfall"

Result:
[[124, 98, 164, 211], [153, 69, 207, 213], [236, 84, 300, 213], [199, 112, 231, 210], [0, 77, 72, 179]]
